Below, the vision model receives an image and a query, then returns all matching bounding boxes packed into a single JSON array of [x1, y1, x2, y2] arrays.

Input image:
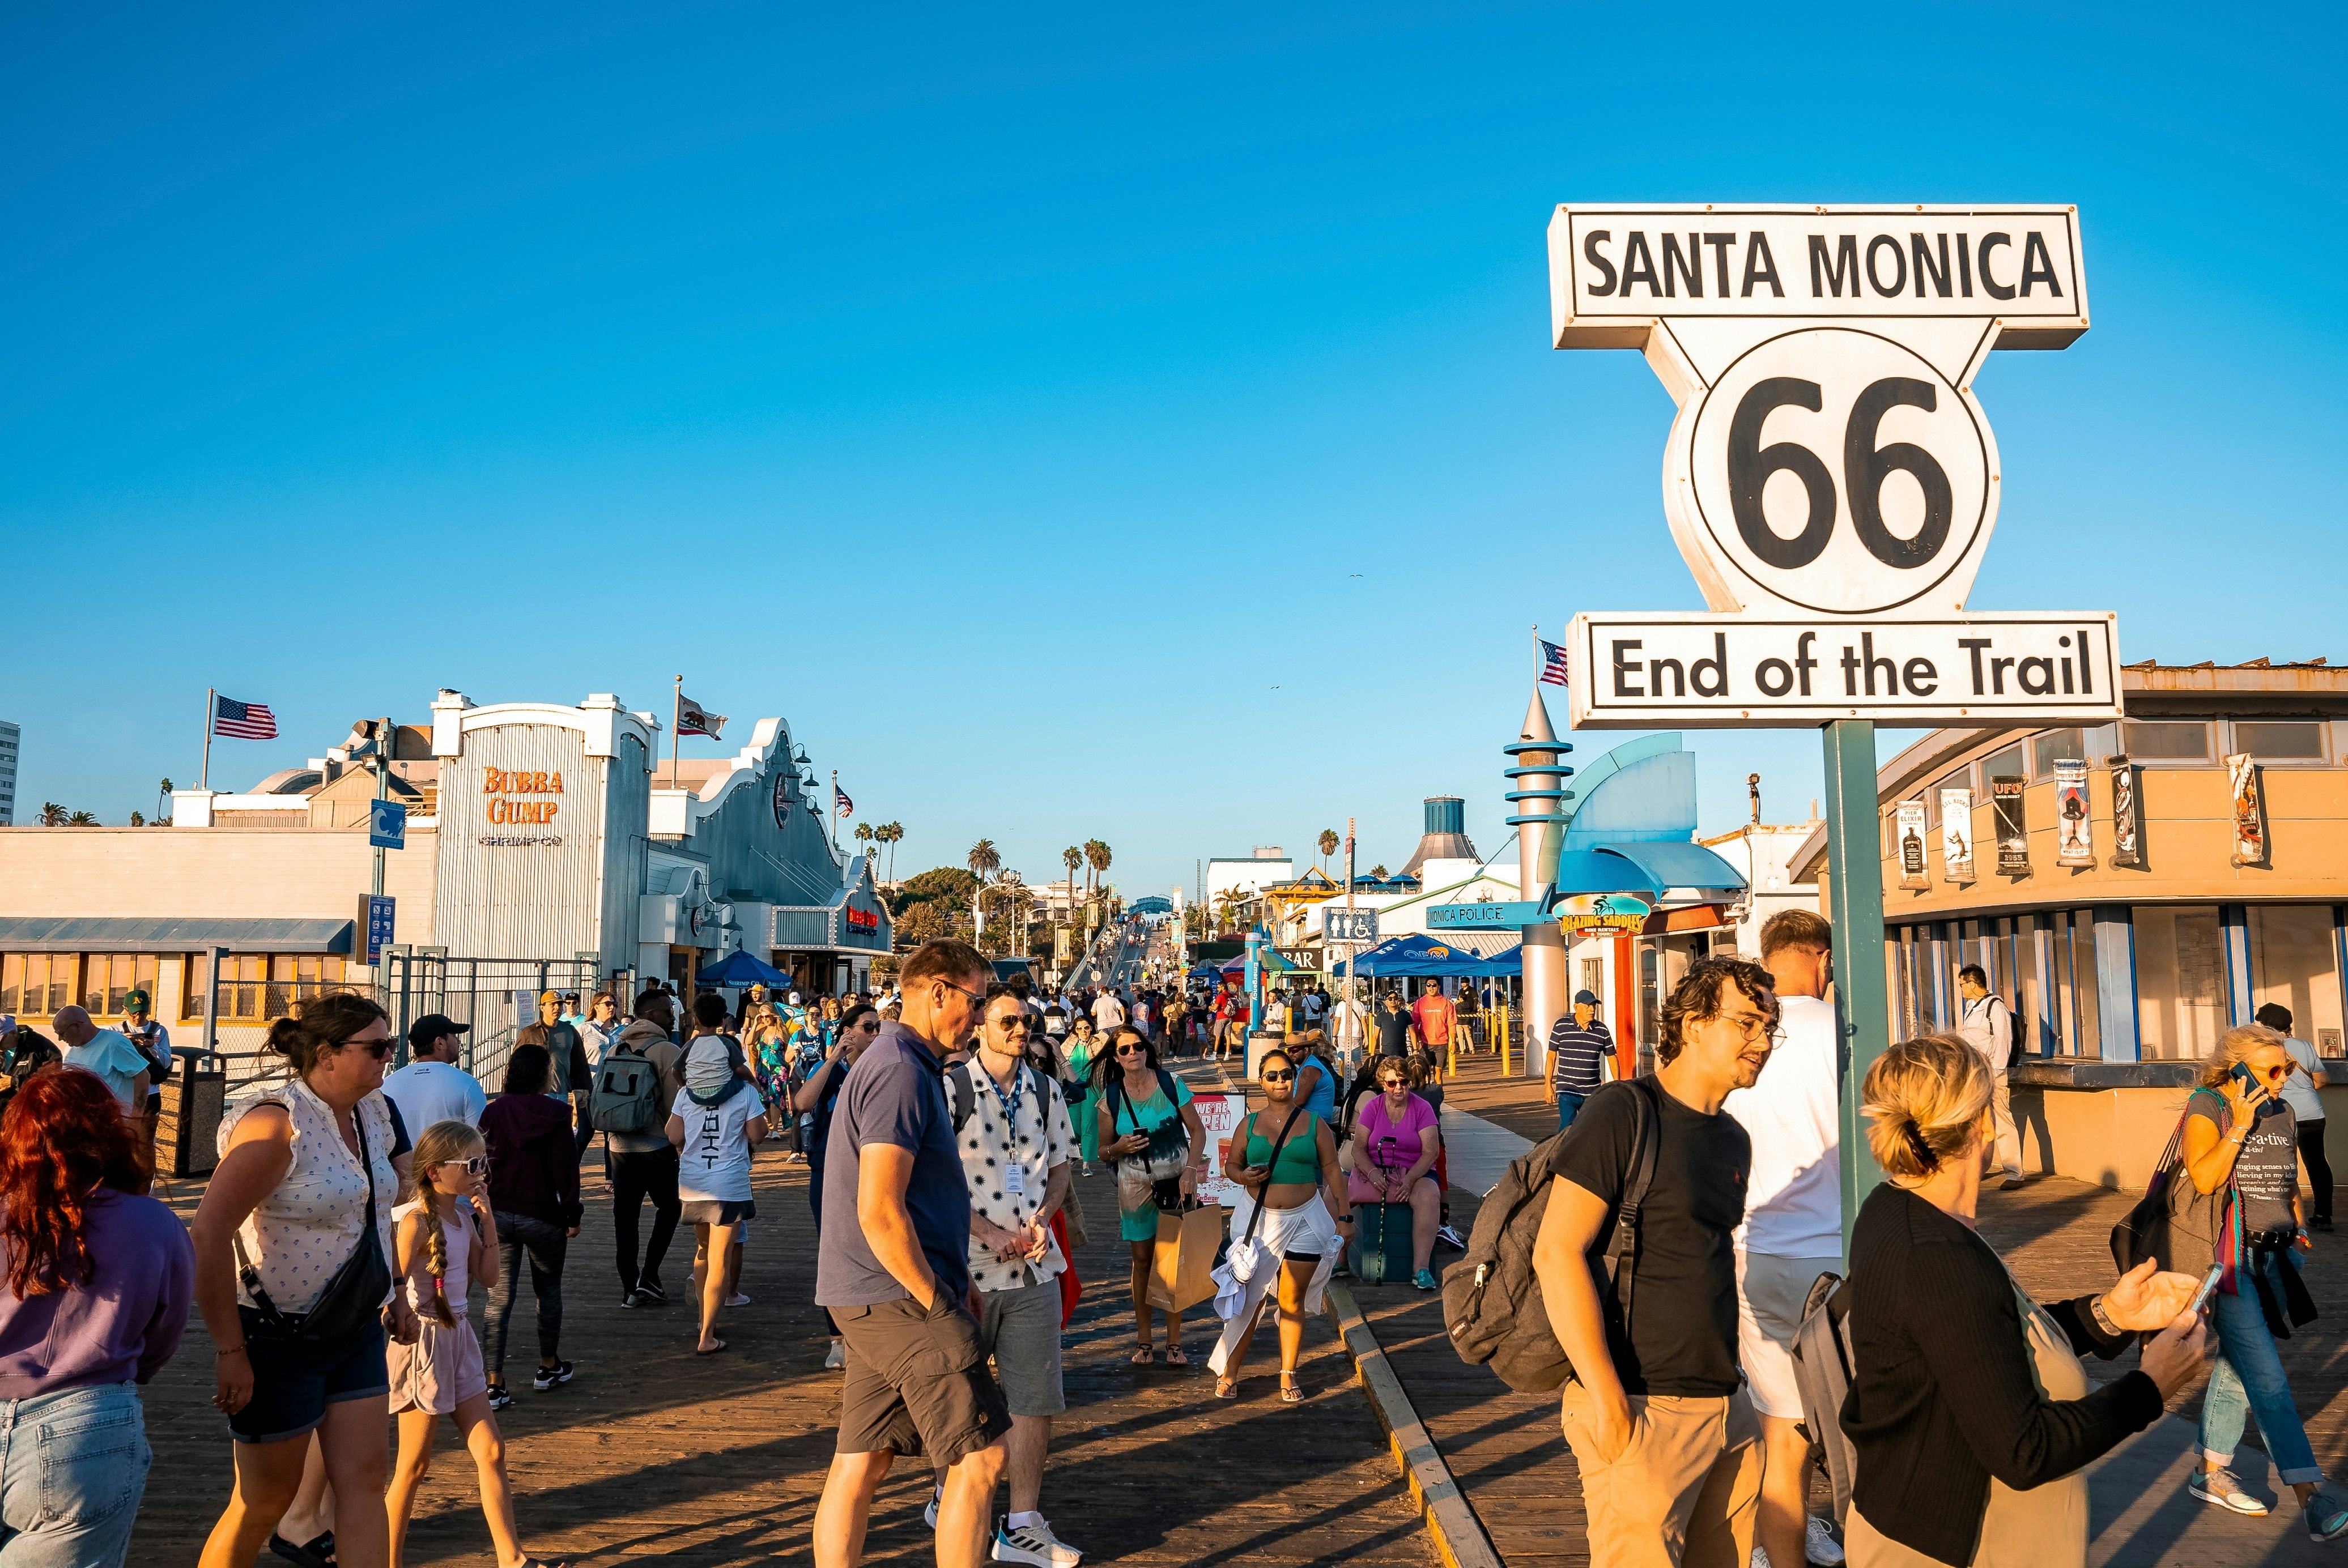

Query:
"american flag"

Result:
[[213, 694, 278, 739], [834, 785, 854, 819], [1538, 638, 1570, 687]]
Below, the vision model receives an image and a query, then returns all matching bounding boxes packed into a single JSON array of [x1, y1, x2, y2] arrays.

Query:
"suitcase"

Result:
[[1347, 1201, 1415, 1285]]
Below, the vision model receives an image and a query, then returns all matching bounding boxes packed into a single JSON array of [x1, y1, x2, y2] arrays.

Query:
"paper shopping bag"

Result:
[[1148, 1204, 1223, 1313]]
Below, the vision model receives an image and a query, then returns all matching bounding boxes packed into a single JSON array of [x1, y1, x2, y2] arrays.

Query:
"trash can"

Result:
[[160, 1051, 227, 1178]]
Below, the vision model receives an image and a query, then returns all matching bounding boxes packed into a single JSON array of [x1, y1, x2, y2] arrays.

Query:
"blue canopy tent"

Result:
[[1456, 943, 1524, 978], [696, 949, 791, 988]]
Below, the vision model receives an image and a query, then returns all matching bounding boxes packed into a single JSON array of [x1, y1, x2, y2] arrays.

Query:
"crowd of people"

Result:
[[0, 910, 2338, 1568]]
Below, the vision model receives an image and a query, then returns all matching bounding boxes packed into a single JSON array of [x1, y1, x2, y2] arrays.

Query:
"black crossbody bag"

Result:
[[236, 1106, 392, 1350]]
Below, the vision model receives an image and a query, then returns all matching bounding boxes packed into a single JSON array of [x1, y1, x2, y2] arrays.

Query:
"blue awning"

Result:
[[1549, 842, 1745, 900], [696, 949, 792, 988], [0, 917, 355, 954]]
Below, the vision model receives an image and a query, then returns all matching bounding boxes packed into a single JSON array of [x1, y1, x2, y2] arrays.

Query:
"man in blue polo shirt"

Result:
[[814, 940, 1010, 1568]]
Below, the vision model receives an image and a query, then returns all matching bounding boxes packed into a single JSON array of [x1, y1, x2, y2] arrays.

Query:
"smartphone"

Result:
[[2188, 1263, 2226, 1315]]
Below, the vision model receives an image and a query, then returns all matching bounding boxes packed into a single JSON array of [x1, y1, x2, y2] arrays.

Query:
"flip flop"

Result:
[[1164, 1345, 1188, 1367], [266, 1533, 335, 1568], [1130, 1346, 1156, 1365], [695, 1339, 728, 1356]]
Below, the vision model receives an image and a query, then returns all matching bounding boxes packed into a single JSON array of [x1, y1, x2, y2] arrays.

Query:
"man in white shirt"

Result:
[[2260, 1002, 2332, 1231], [1722, 910, 1846, 1568], [382, 1013, 487, 1130], [1956, 965, 2024, 1190], [1091, 990, 1125, 1034]]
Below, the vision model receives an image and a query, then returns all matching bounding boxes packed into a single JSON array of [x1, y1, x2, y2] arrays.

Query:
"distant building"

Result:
[[0, 721, 15, 827]]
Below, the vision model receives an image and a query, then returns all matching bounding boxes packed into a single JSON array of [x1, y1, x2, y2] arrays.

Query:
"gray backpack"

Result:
[[1791, 1271, 1859, 1526]]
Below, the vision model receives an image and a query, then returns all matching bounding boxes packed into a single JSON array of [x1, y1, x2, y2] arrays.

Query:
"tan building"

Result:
[[0, 689, 888, 1063], [1792, 658, 2348, 1186]]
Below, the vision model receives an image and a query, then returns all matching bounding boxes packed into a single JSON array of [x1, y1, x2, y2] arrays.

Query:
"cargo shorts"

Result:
[[835, 1293, 1012, 1467]]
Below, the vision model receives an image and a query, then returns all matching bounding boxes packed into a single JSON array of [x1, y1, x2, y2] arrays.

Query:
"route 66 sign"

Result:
[[1546, 204, 2121, 728]]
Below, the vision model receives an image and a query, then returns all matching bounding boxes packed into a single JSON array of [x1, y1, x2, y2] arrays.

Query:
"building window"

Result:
[[2230, 720, 2327, 761], [2122, 720, 2211, 762], [0, 955, 78, 1019], [80, 955, 159, 1019], [2249, 906, 2345, 1056], [2030, 729, 2086, 778], [207, 955, 348, 1022], [2136, 905, 2227, 1061], [1981, 742, 2026, 787]]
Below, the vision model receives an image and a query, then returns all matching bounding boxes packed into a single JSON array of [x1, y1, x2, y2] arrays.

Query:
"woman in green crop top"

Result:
[[1209, 1049, 1351, 1403]]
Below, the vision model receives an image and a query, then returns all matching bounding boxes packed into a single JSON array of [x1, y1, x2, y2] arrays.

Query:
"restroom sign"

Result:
[[1549, 203, 2119, 728]]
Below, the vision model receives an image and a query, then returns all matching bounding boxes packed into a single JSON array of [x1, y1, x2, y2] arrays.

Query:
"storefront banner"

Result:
[[1992, 775, 2029, 875], [2227, 752, 2268, 866], [2054, 759, 2093, 866], [2108, 755, 2143, 867], [1939, 787, 1976, 884], [1896, 801, 1930, 889]]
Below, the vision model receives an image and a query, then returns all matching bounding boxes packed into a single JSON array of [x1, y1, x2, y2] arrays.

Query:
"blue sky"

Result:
[[5, 2, 2344, 895]]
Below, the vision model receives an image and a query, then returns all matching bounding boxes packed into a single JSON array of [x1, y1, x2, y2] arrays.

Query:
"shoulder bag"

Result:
[[237, 1103, 393, 1351], [1211, 1104, 1309, 1316], [2110, 1089, 2231, 1280]]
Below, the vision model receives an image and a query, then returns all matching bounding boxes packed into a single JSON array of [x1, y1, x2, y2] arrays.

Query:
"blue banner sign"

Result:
[[1427, 900, 1546, 930], [369, 799, 408, 850]]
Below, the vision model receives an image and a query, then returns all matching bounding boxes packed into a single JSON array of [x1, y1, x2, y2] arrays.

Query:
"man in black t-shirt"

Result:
[[1373, 993, 1411, 1059], [1532, 956, 1777, 1567]]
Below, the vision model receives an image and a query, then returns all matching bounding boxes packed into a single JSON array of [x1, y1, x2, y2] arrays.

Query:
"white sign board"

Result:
[[1566, 611, 2122, 727], [1547, 201, 2114, 728], [1191, 1090, 1244, 1208]]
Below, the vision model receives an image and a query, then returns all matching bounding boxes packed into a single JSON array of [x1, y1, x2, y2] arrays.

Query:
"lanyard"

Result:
[[977, 1058, 1032, 1178]]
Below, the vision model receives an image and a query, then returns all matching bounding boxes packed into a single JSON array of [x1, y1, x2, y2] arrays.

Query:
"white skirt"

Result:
[[1208, 1192, 1338, 1374]]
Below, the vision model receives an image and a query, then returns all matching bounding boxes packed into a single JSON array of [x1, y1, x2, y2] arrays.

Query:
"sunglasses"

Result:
[[437, 1155, 488, 1176], [1114, 1044, 1148, 1057], [990, 1015, 1031, 1032], [342, 1038, 395, 1059], [1262, 1069, 1294, 1082]]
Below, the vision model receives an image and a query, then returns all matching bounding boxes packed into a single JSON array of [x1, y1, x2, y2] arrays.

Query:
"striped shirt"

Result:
[[1549, 1018, 1614, 1097]]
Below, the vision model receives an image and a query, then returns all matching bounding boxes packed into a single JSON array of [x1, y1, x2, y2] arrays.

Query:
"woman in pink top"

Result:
[[1345, 1058, 1443, 1288]]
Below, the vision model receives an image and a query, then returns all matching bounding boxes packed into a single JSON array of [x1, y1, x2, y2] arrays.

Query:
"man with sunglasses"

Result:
[[815, 940, 1010, 1568], [1533, 957, 1777, 1568], [937, 990, 1081, 1567]]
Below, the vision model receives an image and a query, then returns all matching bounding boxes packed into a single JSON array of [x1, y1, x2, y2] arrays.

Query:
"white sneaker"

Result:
[[725, 1292, 751, 1307], [1806, 1516, 1845, 1566], [924, 1487, 942, 1530], [823, 1340, 845, 1370], [1751, 1549, 1771, 1568], [993, 1516, 1081, 1566]]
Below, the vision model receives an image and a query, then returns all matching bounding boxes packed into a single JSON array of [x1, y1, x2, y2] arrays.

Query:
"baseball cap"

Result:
[[123, 988, 151, 1012], [1573, 989, 1601, 1005], [538, 990, 561, 1005], [407, 1014, 471, 1049]]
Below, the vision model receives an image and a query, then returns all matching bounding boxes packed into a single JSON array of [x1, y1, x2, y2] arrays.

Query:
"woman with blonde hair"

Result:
[[385, 1119, 561, 1567], [1840, 1033, 2209, 1566], [2176, 1023, 2348, 1534]]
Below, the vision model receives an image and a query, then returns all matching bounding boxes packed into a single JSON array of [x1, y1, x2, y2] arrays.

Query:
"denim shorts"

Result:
[[228, 1308, 390, 1445]]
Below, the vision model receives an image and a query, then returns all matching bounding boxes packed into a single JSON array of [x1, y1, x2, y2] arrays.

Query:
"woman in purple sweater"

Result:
[[0, 1066, 193, 1567], [479, 1046, 581, 1411]]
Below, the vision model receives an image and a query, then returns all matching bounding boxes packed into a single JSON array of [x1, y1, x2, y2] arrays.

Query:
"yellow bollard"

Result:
[[1500, 1008, 1512, 1078]]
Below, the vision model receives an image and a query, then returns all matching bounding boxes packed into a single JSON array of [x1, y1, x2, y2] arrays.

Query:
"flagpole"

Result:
[[201, 688, 215, 792], [1532, 624, 1539, 685], [830, 770, 840, 854], [671, 675, 682, 790]]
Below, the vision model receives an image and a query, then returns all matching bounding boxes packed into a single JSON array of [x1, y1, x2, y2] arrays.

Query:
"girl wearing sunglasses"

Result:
[[1209, 1049, 1352, 1402], [2177, 1024, 2347, 1533], [1096, 1028, 1206, 1366]]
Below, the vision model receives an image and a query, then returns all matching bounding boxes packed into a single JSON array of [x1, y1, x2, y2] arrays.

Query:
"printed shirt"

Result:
[[219, 1080, 399, 1315], [956, 1062, 1075, 1292], [1411, 994, 1457, 1045]]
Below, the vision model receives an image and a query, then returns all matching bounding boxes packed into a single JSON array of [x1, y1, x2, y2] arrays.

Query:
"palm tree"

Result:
[[65, 811, 96, 826], [157, 778, 174, 819], [1213, 887, 1248, 935], [879, 821, 904, 881], [39, 804, 66, 826], [968, 840, 1001, 935], [1084, 840, 1112, 909], [853, 821, 875, 864], [1369, 863, 1389, 880], [1317, 828, 1339, 872], [130, 811, 145, 827]]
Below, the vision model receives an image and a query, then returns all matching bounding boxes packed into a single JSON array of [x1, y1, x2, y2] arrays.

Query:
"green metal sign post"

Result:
[[1822, 718, 1890, 1254]]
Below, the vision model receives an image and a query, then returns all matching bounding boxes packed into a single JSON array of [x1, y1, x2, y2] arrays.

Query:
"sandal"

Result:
[[1130, 1346, 1157, 1366], [1278, 1370, 1303, 1403], [1214, 1374, 1239, 1400], [1164, 1344, 1188, 1367], [267, 1533, 336, 1568]]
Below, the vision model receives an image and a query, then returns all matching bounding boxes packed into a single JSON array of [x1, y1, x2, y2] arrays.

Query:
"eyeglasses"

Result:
[[1262, 1069, 1294, 1082], [939, 978, 988, 1007], [1711, 1012, 1784, 1046], [437, 1155, 487, 1176], [342, 1037, 395, 1059]]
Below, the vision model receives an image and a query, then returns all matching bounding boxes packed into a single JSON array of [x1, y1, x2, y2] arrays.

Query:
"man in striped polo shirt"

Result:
[[1545, 989, 1612, 1132]]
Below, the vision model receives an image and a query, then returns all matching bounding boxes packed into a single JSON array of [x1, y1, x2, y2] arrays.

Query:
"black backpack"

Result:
[[1441, 1077, 1661, 1394]]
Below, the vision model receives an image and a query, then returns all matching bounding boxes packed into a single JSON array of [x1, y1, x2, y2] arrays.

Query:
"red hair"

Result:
[[0, 1067, 151, 1297]]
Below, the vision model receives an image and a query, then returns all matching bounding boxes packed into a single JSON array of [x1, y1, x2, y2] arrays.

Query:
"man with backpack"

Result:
[[1723, 912, 1846, 1568], [933, 987, 1080, 1566], [599, 988, 686, 1307], [1955, 965, 2023, 1190], [1530, 957, 1778, 1566]]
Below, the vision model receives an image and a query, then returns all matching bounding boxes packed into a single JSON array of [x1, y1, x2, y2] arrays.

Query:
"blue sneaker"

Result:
[[1414, 1267, 1438, 1291], [2306, 1489, 2348, 1542]]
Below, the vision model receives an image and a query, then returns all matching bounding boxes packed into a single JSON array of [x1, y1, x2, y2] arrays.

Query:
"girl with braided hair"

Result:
[[385, 1119, 561, 1568]]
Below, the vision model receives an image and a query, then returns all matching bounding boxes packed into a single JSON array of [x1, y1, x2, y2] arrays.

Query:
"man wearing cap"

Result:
[[121, 988, 175, 1148], [383, 1013, 488, 1130], [1544, 990, 1614, 1132], [518, 989, 592, 1131]]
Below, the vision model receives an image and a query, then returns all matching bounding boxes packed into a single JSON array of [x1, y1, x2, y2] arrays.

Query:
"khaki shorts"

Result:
[[835, 1294, 1011, 1465], [1559, 1380, 1760, 1568], [1735, 1250, 1841, 1420], [979, 1279, 1066, 1417]]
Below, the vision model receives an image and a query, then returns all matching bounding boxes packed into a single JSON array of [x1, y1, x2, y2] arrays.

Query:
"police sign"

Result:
[[1549, 202, 2117, 729]]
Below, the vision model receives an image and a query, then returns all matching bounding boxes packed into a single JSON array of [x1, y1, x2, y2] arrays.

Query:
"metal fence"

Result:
[[377, 952, 614, 1089]]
